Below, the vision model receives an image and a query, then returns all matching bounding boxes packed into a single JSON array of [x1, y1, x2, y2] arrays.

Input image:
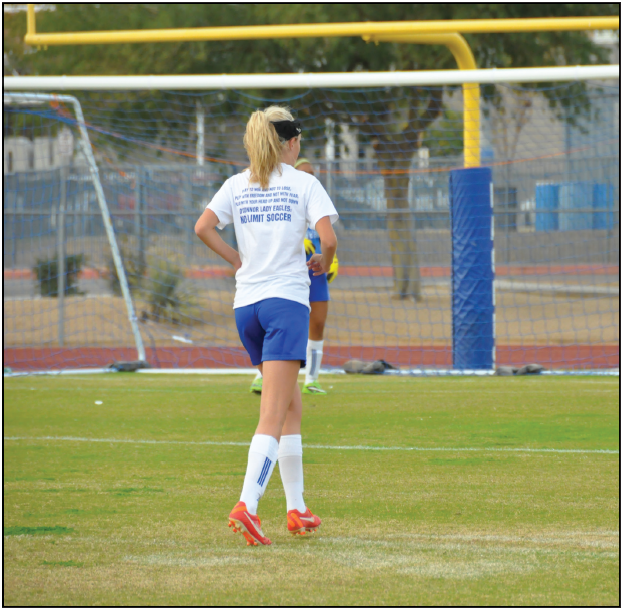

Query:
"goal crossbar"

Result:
[[3, 65, 619, 91]]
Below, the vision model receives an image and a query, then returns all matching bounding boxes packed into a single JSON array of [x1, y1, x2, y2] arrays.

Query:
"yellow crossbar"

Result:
[[24, 9, 618, 45]]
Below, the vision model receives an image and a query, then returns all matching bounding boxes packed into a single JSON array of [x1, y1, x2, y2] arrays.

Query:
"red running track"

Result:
[[4, 345, 619, 371], [3, 264, 619, 281]]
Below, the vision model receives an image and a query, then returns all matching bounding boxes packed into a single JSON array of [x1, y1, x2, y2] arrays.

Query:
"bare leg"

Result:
[[255, 360, 300, 440], [309, 300, 328, 341], [281, 382, 303, 436]]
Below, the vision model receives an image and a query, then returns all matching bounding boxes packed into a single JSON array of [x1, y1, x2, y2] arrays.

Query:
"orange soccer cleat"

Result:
[[287, 507, 322, 536], [228, 501, 272, 546]]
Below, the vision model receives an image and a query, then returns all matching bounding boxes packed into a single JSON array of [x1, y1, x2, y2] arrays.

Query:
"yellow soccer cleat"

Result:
[[249, 376, 262, 394], [302, 380, 327, 395]]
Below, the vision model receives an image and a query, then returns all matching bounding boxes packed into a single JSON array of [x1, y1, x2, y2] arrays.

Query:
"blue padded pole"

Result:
[[450, 167, 494, 370]]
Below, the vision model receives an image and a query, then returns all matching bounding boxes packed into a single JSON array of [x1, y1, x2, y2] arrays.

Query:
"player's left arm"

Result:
[[307, 216, 337, 276]]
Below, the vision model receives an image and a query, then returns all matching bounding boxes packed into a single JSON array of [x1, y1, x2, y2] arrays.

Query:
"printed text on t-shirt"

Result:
[[234, 186, 299, 224]]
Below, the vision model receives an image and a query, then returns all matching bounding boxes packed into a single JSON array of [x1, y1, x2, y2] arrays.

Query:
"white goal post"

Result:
[[4, 92, 147, 364]]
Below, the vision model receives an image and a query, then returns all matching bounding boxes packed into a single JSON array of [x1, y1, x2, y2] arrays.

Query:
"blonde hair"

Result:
[[243, 105, 295, 190]]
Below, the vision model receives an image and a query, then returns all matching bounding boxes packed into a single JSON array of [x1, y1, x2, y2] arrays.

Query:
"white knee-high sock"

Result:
[[278, 434, 306, 513], [254, 370, 262, 380], [239, 434, 279, 515], [305, 340, 324, 384]]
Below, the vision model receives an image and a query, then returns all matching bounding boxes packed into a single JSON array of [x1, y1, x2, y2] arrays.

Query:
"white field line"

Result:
[[395, 532, 620, 548], [5, 368, 620, 377], [495, 279, 619, 297], [3, 436, 618, 455]]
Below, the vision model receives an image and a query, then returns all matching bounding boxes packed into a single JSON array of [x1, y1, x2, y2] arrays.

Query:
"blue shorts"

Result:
[[235, 298, 309, 367], [309, 268, 330, 302]]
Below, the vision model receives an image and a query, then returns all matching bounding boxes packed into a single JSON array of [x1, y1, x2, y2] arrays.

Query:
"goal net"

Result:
[[3, 71, 619, 372]]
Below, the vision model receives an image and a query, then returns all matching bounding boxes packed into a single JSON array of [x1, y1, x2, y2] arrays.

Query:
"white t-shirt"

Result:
[[207, 163, 338, 310]]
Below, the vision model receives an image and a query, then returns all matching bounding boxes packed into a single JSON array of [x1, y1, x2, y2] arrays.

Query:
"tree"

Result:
[[4, 4, 617, 297], [267, 4, 616, 298]]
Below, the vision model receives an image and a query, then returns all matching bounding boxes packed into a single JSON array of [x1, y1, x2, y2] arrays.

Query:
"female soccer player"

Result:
[[249, 156, 335, 396], [195, 106, 338, 546]]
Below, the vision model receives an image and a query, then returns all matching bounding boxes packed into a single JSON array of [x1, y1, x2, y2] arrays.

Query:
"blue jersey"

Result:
[[306, 229, 330, 302], [306, 227, 322, 255]]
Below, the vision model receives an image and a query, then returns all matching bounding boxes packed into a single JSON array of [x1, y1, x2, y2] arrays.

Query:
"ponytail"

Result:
[[244, 105, 295, 190]]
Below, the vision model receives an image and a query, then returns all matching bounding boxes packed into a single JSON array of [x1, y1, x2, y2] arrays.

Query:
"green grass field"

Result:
[[3, 374, 619, 606]]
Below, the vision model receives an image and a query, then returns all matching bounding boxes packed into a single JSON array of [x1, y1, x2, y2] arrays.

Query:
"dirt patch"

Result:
[[3, 287, 619, 349]]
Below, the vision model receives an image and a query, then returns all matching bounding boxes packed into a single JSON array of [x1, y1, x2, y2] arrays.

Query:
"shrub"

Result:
[[107, 239, 202, 326], [33, 254, 85, 297], [142, 258, 201, 326]]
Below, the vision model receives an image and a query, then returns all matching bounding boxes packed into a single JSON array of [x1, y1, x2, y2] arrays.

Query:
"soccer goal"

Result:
[[3, 66, 619, 373]]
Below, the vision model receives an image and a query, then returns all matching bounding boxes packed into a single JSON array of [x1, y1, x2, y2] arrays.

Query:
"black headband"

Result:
[[271, 120, 302, 141]]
